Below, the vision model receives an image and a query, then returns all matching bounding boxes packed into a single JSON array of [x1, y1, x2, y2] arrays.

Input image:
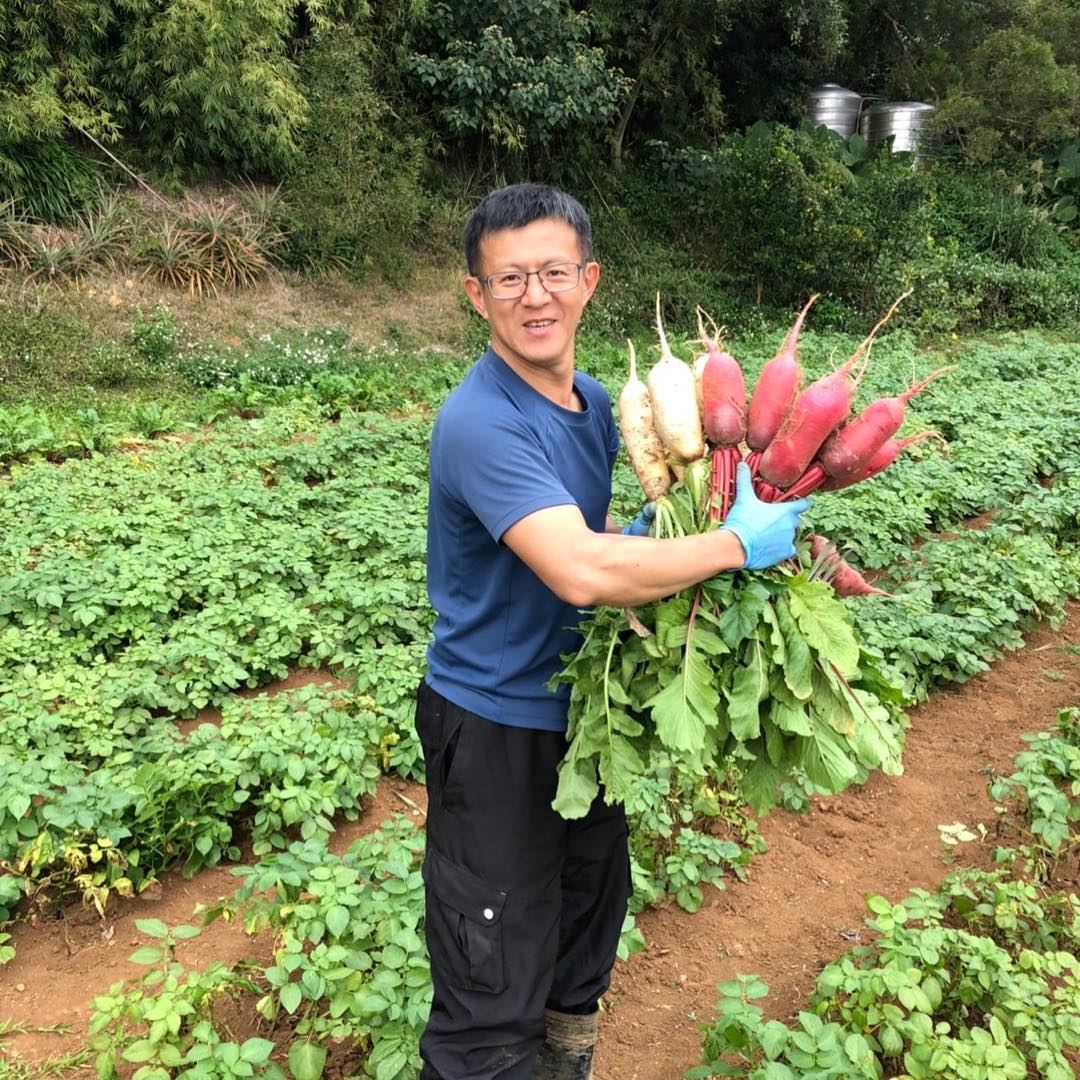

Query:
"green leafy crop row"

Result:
[[1, 331, 1078, 952]]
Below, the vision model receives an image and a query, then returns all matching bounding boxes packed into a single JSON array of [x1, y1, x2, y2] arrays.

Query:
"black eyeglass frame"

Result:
[[477, 261, 588, 300]]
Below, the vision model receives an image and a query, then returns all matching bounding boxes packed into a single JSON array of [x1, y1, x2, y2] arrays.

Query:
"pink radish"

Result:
[[821, 430, 947, 491], [746, 293, 818, 451], [809, 535, 894, 597], [758, 293, 909, 489], [696, 309, 746, 447], [819, 366, 955, 480], [647, 294, 705, 462], [619, 340, 672, 501]]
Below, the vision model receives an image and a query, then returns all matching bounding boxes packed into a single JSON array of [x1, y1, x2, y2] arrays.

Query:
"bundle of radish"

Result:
[[551, 295, 950, 821]]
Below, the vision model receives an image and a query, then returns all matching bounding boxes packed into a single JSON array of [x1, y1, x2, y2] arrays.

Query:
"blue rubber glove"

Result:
[[721, 463, 811, 569], [622, 502, 656, 537]]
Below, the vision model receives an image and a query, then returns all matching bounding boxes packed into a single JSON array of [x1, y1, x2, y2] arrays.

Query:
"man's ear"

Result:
[[464, 275, 489, 321], [581, 261, 600, 304]]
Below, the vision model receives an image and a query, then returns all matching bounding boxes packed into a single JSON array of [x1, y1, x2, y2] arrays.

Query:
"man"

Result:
[[417, 183, 809, 1079]]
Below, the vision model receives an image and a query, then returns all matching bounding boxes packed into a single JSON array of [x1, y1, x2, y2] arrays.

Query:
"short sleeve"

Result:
[[581, 374, 620, 473], [437, 410, 576, 542], [605, 398, 620, 472]]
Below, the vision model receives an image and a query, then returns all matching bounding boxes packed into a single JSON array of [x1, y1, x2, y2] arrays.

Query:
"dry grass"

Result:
[[18, 258, 469, 352]]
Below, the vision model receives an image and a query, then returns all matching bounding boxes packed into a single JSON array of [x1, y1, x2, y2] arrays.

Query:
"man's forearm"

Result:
[[564, 528, 746, 608]]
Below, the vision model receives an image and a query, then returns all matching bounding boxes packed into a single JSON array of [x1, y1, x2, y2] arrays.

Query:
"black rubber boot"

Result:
[[532, 1009, 597, 1079]]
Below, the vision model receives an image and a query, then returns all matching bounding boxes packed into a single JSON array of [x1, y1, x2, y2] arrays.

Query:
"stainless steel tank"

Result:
[[806, 83, 864, 137], [858, 101, 936, 154]]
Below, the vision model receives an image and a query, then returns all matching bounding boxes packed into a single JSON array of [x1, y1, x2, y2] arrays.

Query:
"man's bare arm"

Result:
[[503, 504, 746, 608]]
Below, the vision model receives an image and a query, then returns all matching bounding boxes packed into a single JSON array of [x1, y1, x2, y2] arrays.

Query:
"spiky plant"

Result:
[[75, 185, 131, 268], [177, 197, 272, 290], [0, 199, 35, 270], [26, 226, 93, 283], [137, 221, 200, 292]]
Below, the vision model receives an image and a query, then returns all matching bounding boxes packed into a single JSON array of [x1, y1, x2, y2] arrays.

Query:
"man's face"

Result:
[[464, 218, 600, 376]]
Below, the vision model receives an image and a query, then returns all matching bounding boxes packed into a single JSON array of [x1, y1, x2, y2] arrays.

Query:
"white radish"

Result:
[[647, 294, 705, 462], [619, 340, 672, 501]]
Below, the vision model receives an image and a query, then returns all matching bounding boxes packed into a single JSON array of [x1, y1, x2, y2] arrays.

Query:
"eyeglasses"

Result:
[[479, 262, 585, 300]]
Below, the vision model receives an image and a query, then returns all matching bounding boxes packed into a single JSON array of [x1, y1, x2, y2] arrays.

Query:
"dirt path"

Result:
[[2, 607, 1078, 1077], [597, 602, 1080, 1079]]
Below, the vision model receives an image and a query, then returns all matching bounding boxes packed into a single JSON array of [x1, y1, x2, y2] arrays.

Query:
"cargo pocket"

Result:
[[423, 848, 508, 994]]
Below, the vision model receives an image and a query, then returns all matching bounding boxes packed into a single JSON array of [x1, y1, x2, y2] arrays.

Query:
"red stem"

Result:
[[709, 447, 724, 522], [723, 447, 738, 519], [780, 463, 827, 501]]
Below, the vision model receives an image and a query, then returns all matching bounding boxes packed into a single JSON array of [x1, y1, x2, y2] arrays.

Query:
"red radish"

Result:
[[647, 294, 706, 463], [809, 535, 894, 597], [619, 340, 672, 501], [696, 309, 746, 447], [746, 293, 818, 451], [821, 430, 947, 491], [758, 293, 909, 489], [819, 366, 956, 480]]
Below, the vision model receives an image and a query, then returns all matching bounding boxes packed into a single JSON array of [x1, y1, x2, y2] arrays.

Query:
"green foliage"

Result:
[[100, 0, 313, 176], [130, 307, 178, 367], [989, 707, 1080, 880], [626, 768, 765, 914], [0, 140, 102, 223], [690, 867, 1080, 1079], [89, 819, 430, 1080], [550, 461, 908, 821], [932, 29, 1080, 163], [637, 123, 936, 315], [409, 1, 627, 156], [0, 406, 432, 919], [89, 921, 275, 1080], [282, 26, 429, 278]]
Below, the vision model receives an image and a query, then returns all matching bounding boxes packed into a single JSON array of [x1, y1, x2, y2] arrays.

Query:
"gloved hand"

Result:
[[721, 462, 811, 569], [622, 502, 656, 537]]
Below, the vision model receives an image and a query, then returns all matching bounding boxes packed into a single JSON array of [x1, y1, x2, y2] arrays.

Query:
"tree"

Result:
[[407, 0, 627, 170]]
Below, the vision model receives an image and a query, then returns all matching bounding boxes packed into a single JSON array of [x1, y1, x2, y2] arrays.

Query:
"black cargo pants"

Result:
[[415, 680, 631, 1080]]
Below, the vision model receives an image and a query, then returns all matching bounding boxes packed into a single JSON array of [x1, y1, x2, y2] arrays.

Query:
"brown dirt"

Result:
[[1, 609, 1078, 1078]]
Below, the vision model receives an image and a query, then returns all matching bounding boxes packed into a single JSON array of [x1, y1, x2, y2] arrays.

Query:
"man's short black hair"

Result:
[[463, 183, 592, 275]]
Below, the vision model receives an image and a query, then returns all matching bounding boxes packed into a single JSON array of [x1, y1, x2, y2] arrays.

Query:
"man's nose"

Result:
[[521, 272, 549, 303]]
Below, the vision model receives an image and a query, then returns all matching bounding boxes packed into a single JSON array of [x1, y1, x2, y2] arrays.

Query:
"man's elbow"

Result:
[[548, 559, 609, 609]]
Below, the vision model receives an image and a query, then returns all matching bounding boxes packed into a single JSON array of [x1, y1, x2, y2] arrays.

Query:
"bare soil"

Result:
[[597, 602, 1080, 1079], [1, 607, 1078, 1078]]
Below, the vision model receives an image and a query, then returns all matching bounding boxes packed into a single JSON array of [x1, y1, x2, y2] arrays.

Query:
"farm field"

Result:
[[1, 323, 1079, 1079]]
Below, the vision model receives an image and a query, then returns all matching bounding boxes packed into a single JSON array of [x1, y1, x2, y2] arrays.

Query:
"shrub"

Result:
[[630, 124, 935, 318], [0, 139, 102, 222], [281, 26, 429, 280], [880, 246, 1080, 335], [131, 307, 179, 366], [927, 168, 1070, 267]]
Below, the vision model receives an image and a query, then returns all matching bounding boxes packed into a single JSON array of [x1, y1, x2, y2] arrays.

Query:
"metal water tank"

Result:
[[858, 101, 935, 154], [806, 83, 864, 137]]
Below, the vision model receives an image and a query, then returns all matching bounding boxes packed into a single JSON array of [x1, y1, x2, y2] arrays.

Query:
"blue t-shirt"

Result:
[[425, 348, 620, 731]]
